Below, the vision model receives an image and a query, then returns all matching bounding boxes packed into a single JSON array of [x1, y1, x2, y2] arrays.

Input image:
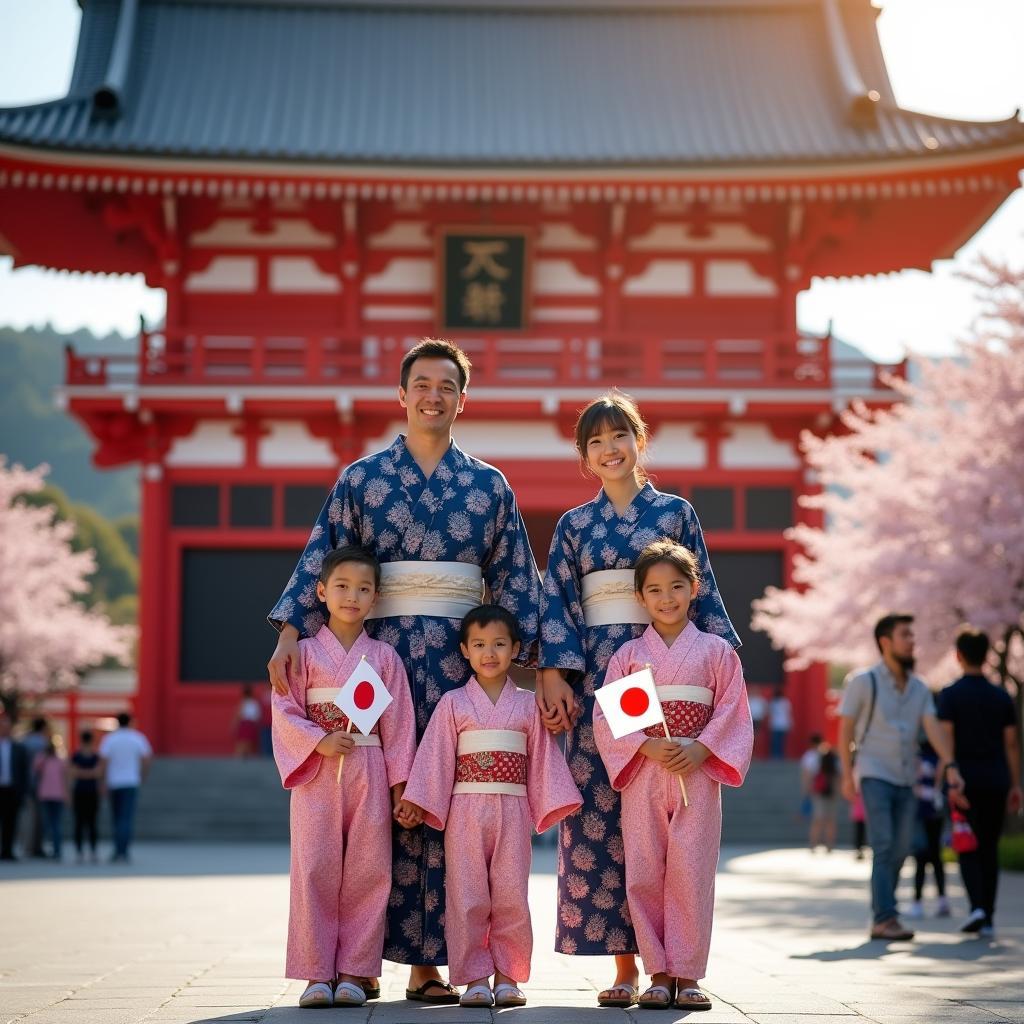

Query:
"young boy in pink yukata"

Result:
[[272, 545, 420, 1009], [594, 539, 753, 1012], [403, 605, 582, 1009]]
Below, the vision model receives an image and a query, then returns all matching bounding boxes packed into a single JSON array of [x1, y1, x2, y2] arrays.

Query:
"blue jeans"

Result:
[[860, 777, 916, 924], [110, 787, 138, 858], [41, 800, 64, 858], [770, 729, 788, 759]]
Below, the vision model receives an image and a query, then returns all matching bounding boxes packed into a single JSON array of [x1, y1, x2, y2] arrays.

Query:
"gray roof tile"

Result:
[[2, 0, 1022, 167]]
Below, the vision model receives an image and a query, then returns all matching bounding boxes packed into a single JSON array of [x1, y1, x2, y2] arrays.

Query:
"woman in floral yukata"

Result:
[[536, 392, 740, 1008]]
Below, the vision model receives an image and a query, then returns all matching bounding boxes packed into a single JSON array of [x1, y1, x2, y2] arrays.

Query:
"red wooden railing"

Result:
[[65, 331, 906, 391]]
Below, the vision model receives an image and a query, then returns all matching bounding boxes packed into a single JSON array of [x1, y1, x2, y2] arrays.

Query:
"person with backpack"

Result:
[[801, 734, 838, 852], [838, 613, 964, 942]]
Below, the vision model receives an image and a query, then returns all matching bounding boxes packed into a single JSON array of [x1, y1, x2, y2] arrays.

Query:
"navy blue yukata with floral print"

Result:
[[539, 482, 739, 956], [269, 435, 540, 966]]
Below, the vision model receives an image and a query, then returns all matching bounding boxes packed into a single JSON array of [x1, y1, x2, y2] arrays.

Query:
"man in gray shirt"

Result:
[[838, 613, 964, 941]]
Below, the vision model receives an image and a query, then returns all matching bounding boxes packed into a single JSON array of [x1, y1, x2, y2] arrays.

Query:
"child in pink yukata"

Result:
[[594, 539, 753, 1012], [403, 605, 582, 1009], [272, 545, 420, 1009]]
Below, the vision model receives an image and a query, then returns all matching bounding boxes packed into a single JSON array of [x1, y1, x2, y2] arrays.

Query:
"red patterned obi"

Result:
[[453, 729, 528, 795], [642, 685, 714, 740], [305, 688, 381, 745]]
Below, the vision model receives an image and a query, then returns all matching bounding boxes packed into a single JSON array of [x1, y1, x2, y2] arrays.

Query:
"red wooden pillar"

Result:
[[136, 457, 168, 750]]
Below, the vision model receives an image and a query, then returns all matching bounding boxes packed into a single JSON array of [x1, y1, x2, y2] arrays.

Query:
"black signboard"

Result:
[[438, 228, 530, 331]]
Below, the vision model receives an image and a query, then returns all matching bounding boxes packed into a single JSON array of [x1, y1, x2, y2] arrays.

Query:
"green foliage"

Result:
[[0, 325, 139, 519], [1001, 834, 1024, 872], [20, 483, 138, 616]]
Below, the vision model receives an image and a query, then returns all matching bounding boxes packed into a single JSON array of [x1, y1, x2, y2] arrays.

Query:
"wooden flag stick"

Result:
[[646, 663, 688, 807], [337, 719, 354, 783]]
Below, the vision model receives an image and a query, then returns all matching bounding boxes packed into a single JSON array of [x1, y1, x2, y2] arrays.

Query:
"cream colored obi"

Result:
[[366, 560, 484, 620], [452, 729, 528, 796], [305, 688, 381, 745], [581, 568, 651, 628]]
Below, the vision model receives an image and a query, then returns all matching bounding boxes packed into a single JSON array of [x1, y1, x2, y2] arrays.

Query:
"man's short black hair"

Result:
[[460, 604, 521, 646], [874, 613, 914, 653], [117, 712, 132, 728], [30, 717, 47, 732], [400, 338, 472, 393], [955, 627, 990, 668], [80, 729, 94, 744], [320, 545, 381, 588]]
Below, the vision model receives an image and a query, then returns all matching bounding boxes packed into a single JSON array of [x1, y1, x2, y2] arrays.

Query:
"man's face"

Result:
[[398, 357, 466, 435], [884, 622, 916, 666]]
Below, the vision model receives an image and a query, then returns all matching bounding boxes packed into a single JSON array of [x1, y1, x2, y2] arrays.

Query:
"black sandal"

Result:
[[405, 979, 460, 1005]]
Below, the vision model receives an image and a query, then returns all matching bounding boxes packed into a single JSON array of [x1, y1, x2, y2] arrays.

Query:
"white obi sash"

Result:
[[452, 728, 528, 796], [581, 568, 651, 628], [305, 688, 381, 745], [366, 560, 484, 621]]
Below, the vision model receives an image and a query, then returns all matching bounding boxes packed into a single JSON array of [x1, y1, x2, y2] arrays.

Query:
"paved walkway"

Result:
[[1, 843, 1021, 1024]]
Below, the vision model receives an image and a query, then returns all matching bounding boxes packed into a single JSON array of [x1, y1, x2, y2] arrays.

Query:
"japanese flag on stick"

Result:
[[595, 666, 688, 807], [595, 667, 663, 739], [333, 655, 392, 782]]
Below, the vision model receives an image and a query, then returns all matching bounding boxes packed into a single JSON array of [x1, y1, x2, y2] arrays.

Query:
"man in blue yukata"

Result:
[[268, 337, 540, 1003]]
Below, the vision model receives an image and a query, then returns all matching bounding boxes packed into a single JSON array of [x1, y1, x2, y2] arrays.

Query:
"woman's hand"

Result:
[[536, 668, 576, 735], [268, 625, 300, 696]]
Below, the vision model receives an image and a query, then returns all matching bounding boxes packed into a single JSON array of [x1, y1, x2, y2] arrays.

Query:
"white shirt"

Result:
[[800, 749, 820, 775], [99, 728, 152, 788], [748, 694, 767, 722], [769, 696, 793, 731]]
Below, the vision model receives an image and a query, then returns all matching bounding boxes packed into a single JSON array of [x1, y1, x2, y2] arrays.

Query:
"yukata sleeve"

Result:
[[698, 640, 754, 788], [271, 647, 326, 789], [402, 694, 458, 831], [680, 501, 741, 650], [267, 473, 361, 638], [483, 476, 541, 668], [378, 647, 416, 788], [538, 516, 587, 681], [526, 706, 582, 833], [592, 645, 649, 791]]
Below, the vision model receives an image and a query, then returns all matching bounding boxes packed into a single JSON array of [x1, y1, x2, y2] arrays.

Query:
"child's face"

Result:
[[316, 561, 377, 627], [460, 621, 520, 683], [582, 423, 639, 484], [635, 561, 696, 630]]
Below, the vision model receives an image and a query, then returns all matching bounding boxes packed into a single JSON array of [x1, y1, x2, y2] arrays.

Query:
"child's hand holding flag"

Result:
[[332, 655, 392, 782]]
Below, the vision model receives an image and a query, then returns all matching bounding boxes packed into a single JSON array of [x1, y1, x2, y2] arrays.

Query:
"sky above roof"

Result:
[[0, 0, 1021, 361]]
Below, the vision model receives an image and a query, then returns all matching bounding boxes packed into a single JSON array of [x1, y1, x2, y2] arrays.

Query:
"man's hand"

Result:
[[537, 668, 576, 735], [1008, 785, 1023, 815], [945, 766, 970, 810], [394, 799, 423, 829], [268, 625, 300, 696], [841, 772, 858, 803], [315, 732, 355, 757]]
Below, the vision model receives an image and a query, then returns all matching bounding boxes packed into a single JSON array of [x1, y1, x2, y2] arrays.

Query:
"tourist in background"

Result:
[[234, 684, 261, 758], [936, 628, 1021, 938], [0, 713, 30, 860], [768, 686, 792, 759], [99, 712, 153, 863], [801, 734, 839, 852], [70, 729, 102, 863], [34, 737, 68, 860], [907, 738, 949, 920], [21, 716, 50, 858], [748, 687, 767, 757]]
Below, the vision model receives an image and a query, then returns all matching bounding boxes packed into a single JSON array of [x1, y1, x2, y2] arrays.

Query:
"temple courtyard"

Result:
[[1, 843, 1021, 1024]]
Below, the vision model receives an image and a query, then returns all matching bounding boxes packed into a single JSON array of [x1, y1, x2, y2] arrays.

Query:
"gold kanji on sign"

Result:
[[461, 281, 506, 324]]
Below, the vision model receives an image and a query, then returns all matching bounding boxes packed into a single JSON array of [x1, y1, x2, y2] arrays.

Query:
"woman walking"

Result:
[[537, 392, 739, 1006]]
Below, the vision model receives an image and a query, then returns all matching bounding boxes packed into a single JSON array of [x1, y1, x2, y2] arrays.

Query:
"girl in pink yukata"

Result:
[[272, 545, 420, 1009], [594, 540, 753, 1012], [403, 605, 582, 1009]]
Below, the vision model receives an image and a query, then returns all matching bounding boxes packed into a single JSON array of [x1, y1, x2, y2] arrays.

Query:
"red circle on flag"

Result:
[[620, 686, 650, 717], [353, 680, 376, 711]]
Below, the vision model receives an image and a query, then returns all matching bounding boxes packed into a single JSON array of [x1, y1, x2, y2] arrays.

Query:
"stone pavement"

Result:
[[1, 843, 1021, 1024]]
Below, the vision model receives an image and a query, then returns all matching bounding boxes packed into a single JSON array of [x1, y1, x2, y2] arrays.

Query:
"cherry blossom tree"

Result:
[[753, 258, 1024, 725], [0, 459, 133, 712]]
